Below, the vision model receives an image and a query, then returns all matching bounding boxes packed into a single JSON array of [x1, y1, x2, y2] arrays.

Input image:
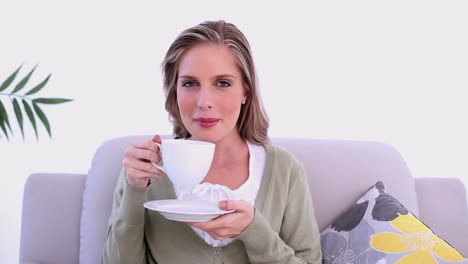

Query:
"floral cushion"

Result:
[[320, 181, 467, 264]]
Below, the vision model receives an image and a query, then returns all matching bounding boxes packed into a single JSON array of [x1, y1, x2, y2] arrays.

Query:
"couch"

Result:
[[20, 135, 468, 263]]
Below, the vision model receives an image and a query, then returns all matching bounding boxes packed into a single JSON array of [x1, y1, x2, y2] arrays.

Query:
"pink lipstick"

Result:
[[194, 118, 219, 128]]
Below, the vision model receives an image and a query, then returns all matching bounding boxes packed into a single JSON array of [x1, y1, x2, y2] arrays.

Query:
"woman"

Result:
[[102, 20, 322, 264]]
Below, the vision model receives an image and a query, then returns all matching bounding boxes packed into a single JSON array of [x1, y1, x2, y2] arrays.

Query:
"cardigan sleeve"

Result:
[[236, 162, 322, 264], [101, 167, 152, 264]]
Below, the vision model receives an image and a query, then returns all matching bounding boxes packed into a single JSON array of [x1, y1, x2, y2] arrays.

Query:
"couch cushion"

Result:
[[79, 135, 152, 264], [415, 178, 468, 255], [271, 138, 419, 231], [20, 173, 86, 264], [320, 181, 467, 264]]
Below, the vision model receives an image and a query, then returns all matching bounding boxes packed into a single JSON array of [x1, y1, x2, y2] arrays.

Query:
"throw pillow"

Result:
[[320, 181, 467, 264]]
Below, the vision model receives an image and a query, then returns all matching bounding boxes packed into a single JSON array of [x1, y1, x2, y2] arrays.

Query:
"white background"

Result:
[[1, 0, 467, 262]]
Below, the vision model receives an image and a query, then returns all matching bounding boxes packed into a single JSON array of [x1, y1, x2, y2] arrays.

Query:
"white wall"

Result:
[[1, 0, 467, 262]]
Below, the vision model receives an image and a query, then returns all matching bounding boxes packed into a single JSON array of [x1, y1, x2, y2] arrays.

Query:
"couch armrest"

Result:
[[20, 173, 87, 264], [415, 177, 468, 256]]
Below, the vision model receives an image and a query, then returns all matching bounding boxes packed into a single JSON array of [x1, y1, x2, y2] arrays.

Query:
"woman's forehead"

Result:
[[178, 44, 241, 78]]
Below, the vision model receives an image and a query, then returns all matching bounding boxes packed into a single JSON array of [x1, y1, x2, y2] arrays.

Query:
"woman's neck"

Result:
[[211, 132, 248, 167], [201, 132, 250, 187]]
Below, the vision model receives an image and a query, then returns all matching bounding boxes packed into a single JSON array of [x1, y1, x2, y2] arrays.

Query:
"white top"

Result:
[[175, 141, 266, 247]]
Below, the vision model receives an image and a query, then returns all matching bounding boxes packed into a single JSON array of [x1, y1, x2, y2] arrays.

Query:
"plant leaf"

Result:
[[0, 100, 10, 140], [0, 100, 12, 133], [0, 65, 23, 92], [33, 98, 73, 104], [22, 99, 38, 140], [12, 65, 37, 94], [13, 98, 24, 139], [0, 116, 10, 141], [33, 102, 51, 138], [25, 73, 51, 95]]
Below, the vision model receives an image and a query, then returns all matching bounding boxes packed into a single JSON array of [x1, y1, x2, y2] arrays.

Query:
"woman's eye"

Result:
[[182, 81, 197, 87], [217, 81, 231, 87]]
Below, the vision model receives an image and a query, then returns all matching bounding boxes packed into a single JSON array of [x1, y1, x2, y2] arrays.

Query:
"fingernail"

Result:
[[218, 201, 227, 210], [152, 135, 160, 142]]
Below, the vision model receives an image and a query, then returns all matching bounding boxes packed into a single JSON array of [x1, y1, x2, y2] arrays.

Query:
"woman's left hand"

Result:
[[185, 200, 254, 240]]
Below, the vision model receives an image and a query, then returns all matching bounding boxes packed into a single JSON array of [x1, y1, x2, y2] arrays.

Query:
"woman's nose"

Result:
[[197, 87, 213, 110]]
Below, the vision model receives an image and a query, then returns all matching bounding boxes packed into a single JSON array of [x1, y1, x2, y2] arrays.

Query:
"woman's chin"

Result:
[[186, 133, 219, 144], [195, 137, 218, 144]]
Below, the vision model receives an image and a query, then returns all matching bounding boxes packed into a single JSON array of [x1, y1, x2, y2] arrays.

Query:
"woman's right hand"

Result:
[[122, 135, 163, 188]]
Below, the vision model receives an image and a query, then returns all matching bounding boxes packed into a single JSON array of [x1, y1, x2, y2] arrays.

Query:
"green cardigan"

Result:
[[102, 144, 322, 264]]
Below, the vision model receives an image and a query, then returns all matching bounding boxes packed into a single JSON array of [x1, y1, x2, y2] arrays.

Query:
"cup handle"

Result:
[[152, 142, 166, 173]]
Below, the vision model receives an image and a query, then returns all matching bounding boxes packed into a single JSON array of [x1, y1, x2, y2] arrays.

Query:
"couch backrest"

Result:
[[79, 135, 418, 264]]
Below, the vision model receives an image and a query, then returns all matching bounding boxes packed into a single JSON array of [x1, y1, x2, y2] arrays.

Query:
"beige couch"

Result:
[[20, 136, 468, 263]]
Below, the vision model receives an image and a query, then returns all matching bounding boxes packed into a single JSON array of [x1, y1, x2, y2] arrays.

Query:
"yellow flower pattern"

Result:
[[371, 213, 465, 263]]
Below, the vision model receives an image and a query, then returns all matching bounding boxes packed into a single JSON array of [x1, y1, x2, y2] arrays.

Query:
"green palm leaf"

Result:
[[22, 99, 38, 140], [0, 101, 10, 140], [25, 73, 51, 95], [0, 65, 23, 92], [0, 118, 9, 140], [0, 100, 12, 133], [12, 65, 37, 94], [33, 98, 73, 104], [0, 111, 9, 140], [33, 102, 51, 138], [13, 98, 24, 139]]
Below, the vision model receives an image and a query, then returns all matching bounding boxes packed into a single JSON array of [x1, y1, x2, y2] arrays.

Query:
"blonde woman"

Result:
[[102, 20, 322, 264]]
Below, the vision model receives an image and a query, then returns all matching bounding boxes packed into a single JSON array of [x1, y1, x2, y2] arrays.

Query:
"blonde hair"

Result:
[[161, 20, 269, 145]]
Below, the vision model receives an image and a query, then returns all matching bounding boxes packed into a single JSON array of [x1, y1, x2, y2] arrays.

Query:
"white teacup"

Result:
[[152, 139, 215, 188]]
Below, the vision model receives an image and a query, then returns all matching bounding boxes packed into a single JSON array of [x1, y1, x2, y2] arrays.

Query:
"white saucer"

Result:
[[144, 199, 235, 222]]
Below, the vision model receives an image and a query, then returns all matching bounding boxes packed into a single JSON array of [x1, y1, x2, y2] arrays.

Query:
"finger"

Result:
[[123, 157, 164, 175], [218, 200, 250, 212], [189, 214, 231, 231], [126, 147, 161, 164], [152, 135, 162, 144], [186, 227, 228, 240], [189, 220, 219, 231], [132, 139, 159, 153], [126, 167, 161, 180], [207, 232, 229, 241]]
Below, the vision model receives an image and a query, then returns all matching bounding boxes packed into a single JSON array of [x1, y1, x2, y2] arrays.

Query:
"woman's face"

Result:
[[176, 43, 246, 143]]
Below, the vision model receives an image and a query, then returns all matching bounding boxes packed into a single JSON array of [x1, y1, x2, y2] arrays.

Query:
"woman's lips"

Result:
[[195, 118, 219, 128]]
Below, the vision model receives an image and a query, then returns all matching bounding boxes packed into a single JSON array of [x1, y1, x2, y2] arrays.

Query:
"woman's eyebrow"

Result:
[[178, 74, 237, 80], [178, 74, 197, 80], [215, 74, 237, 79]]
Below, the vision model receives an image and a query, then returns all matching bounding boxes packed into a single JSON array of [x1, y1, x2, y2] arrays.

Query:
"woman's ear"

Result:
[[242, 90, 247, 104], [242, 84, 248, 104]]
